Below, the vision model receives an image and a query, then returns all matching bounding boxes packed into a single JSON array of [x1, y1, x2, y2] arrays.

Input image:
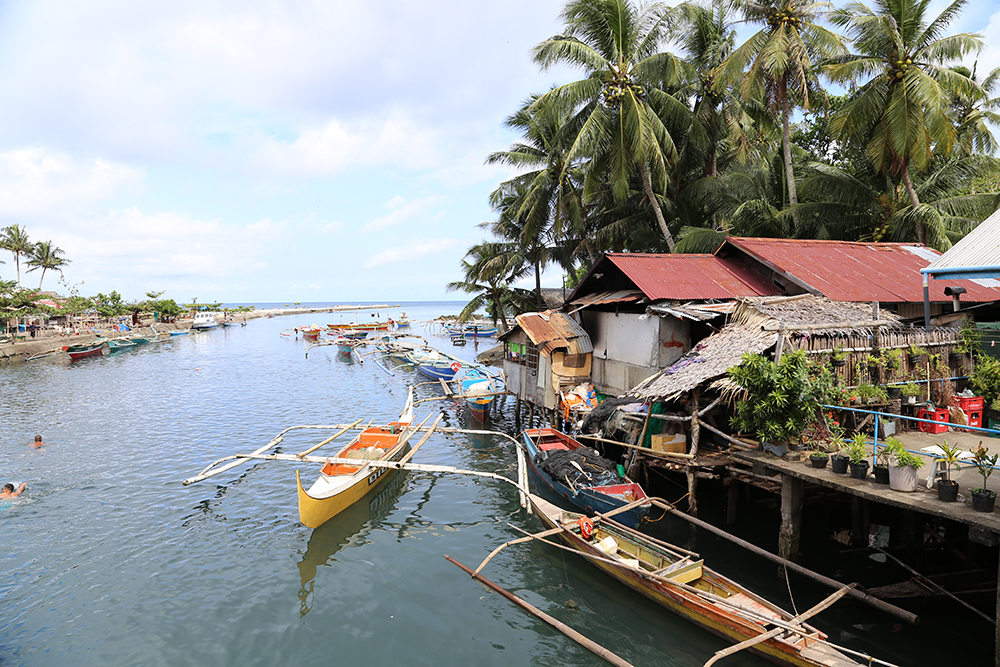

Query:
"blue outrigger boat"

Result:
[[521, 428, 650, 528], [460, 367, 499, 422]]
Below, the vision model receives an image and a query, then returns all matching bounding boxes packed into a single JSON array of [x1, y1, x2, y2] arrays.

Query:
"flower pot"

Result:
[[908, 354, 921, 366], [831, 454, 849, 474], [949, 352, 963, 365], [872, 465, 890, 484], [907, 395, 917, 405], [889, 464, 919, 492], [972, 490, 997, 513], [849, 460, 869, 480], [832, 358, 846, 368], [937, 479, 959, 502], [809, 454, 829, 469], [887, 387, 902, 399]]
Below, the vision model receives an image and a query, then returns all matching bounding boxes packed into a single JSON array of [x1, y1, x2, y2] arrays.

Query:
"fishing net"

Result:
[[535, 447, 625, 488]]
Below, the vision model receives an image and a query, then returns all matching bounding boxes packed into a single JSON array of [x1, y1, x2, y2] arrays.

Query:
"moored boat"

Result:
[[66, 342, 105, 360], [127, 336, 151, 345], [300, 325, 323, 340], [461, 367, 498, 422], [521, 427, 649, 528], [296, 392, 416, 529], [446, 322, 499, 338], [327, 320, 393, 333], [169, 329, 190, 336], [528, 493, 862, 667], [191, 312, 219, 330], [105, 339, 136, 353]]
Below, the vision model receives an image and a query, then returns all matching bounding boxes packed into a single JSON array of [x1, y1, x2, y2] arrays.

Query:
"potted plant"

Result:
[[882, 348, 903, 379], [830, 346, 847, 368], [970, 442, 998, 513], [934, 439, 963, 502], [900, 381, 922, 405], [907, 344, 925, 367], [886, 384, 902, 400], [809, 445, 830, 469], [971, 356, 1000, 420], [829, 432, 849, 474], [886, 436, 925, 492], [872, 442, 891, 484], [846, 433, 869, 480]]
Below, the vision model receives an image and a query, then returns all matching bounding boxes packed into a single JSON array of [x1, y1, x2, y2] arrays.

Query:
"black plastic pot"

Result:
[[949, 352, 963, 365], [887, 387, 902, 399], [908, 354, 921, 366], [809, 454, 829, 469], [937, 479, 959, 502], [849, 460, 870, 480], [872, 465, 890, 484], [832, 358, 846, 368], [831, 454, 849, 474], [973, 490, 997, 513]]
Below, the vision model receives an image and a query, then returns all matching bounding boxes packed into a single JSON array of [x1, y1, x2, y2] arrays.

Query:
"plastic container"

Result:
[[917, 408, 949, 434]]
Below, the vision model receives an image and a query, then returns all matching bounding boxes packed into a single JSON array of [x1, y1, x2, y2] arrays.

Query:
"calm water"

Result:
[[0, 303, 990, 666]]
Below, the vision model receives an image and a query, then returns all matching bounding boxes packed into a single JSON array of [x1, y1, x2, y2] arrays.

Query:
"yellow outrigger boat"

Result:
[[296, 394, 415, 529]]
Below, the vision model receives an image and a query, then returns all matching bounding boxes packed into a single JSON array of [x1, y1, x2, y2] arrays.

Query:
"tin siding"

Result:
[[657, 317, 691, 368]]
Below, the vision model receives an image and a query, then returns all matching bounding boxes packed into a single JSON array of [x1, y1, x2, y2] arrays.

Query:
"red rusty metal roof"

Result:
[[605, 253, 783, 301], [510, 310, 593, 355], [723, 237, 1000, 303]]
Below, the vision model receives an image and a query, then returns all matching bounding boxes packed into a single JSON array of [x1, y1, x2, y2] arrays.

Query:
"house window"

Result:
[[525, 345, 538, 371], [506, 342, 526, 364], [563, 353, 586, 368]]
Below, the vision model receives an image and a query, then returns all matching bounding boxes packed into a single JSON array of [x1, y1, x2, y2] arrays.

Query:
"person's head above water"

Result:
[[2, 484, 13, 493], [34, 435, 42, 443]]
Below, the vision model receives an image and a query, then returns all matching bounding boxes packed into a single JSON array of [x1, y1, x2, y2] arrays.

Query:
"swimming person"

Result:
[[1, 482, 26, 499], [30, 435, 47, 449]]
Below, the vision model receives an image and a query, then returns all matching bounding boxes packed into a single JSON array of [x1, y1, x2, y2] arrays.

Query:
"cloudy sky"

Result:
[[0, 1, 997, 304]]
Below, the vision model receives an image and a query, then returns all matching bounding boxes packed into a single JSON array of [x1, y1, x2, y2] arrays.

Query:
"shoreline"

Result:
[[0, 306, 344, 365]]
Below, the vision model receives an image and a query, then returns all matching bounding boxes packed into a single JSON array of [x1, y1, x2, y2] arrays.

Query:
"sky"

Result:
[[0, 0, 997, 304]]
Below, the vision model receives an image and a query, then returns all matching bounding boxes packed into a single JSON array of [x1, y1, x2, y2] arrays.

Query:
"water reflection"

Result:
[[297, 472, 409, 617]]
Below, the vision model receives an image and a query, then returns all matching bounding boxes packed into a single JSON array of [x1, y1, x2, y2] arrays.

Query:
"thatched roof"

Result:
[[731, 295, 901, 335], [628, 325, 777, 401], [627, 295, 901, 401]]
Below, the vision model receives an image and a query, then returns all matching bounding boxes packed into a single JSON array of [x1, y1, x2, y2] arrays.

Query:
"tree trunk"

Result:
[[534, 259, 544, 310], [901, 167, 923, 243], [639, 162, 675, 251], [491, 289, 509, 332], [780, 82, 800, 231], [38, 269, 46, 290]]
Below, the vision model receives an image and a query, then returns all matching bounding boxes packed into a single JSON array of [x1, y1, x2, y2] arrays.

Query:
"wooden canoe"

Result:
[[530, 494, 861, 667], [296, 396, 415, 529], [67, 342, 105, 360], [522, 428, 649, 528], [461, 367, 496, 422]]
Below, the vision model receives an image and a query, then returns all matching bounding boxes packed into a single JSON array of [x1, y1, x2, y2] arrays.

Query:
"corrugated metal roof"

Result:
[[646, 303, 727, 321], [725, 237, 1000, 303], [925, 208, 1000, 280], [605, 253, 783, 300], [507, 310, 594, 355], [568, 290, 643, 312]]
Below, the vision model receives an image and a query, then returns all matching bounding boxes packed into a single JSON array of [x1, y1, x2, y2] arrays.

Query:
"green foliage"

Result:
[[900, 382, 922, 397], [728, 349, 835, 444], [971, 356, 1000, 407], [885, 436, 925, 469], [935, 439, 965, 482], [956, 319, 982, 355], [971, 442, 998, 493], [846, 433, 867, 464], [93, 291, 127, 318]]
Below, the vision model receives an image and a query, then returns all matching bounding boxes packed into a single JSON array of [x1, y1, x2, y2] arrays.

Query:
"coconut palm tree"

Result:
[[447, 242, 530, 331], [824, 0, 984, 243], [720, 0, 845, 229], [532, 0, 695, 250], [487, 94, 587, 255], [0, 224, 32, 286], [950, 63, 1000, 156], [26, 241, 71, 290]]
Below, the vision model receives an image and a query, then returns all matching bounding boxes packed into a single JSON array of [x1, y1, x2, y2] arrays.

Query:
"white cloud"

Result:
[[0, 148, 144, 217], [362, 195, 446, 233], [363, 239, 462, 269]]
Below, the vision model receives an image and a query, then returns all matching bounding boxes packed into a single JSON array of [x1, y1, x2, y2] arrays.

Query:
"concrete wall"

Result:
[[582, 310, 691, 395]]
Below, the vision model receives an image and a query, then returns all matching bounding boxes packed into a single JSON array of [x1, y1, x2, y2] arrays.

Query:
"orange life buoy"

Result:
[[577, 517, 594, 539], [450, 362, 462, 372]]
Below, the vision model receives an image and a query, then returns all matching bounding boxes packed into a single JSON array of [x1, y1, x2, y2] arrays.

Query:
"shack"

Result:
[[499, 310, 592, 418]]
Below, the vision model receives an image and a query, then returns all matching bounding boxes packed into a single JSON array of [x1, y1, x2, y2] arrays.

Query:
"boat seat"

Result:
[[538, 442, 571, 452]]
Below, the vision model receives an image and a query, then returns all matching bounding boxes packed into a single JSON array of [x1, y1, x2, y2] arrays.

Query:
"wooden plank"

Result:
[[439, 378, 453, 396]]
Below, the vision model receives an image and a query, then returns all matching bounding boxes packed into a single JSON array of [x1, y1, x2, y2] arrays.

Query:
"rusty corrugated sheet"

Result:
[[605, 254, 782, 300], [726, 237, 1000, 303], [515, 311, 593, 355]]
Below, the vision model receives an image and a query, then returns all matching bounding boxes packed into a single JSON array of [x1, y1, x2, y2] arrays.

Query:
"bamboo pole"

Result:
[[702, 584, 855, 667], [397, 414, 443, 466], [575, 434, 696, 460], [473, 526, 567, 575], [876, 548, 995, 624], [295, 419, 363, 458], [646, 499, 919, 625], [444, 555, 637, 667]]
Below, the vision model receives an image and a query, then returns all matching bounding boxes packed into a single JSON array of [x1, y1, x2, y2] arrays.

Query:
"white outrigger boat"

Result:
[[191, 311, 219, 330]]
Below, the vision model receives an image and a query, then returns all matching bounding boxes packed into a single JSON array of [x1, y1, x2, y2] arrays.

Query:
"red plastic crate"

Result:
[[918, 408, 949, 434], [957, 396, 984, 412]]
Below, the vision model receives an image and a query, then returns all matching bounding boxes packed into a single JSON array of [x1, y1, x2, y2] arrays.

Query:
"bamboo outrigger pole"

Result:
[[444, 555, 637, 667], [295, 419, 364, 458]]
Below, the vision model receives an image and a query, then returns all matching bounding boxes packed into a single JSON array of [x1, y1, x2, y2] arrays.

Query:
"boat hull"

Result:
[[416, 362, 459, 381], [522, 428, 649, 528], [530, 496, 856, 667], [67, 344, 105, 360], [461, 369, 495, 422], [296, 424, 411, 529]]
